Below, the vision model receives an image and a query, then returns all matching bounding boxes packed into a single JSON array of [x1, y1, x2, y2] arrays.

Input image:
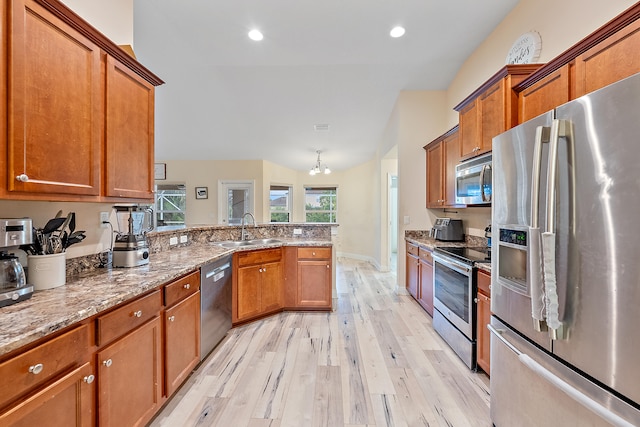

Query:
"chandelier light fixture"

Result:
[[309, 150, 331, 175]]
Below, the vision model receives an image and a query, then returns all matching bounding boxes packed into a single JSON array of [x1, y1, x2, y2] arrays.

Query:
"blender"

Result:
[[112, 205, 154, 268], [0, 218, 34, 307]]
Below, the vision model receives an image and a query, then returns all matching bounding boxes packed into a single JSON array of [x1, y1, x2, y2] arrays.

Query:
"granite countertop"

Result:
[[0, 238, 331, 358]]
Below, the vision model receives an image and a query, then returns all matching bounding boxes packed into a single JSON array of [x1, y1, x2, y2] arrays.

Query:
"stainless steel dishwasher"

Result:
[[200, 254, 232, 361]]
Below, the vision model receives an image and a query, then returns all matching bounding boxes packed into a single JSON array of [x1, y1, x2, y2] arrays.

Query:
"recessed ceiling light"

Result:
[[390, 26, 405, 38], [248, 29, 264, 41]]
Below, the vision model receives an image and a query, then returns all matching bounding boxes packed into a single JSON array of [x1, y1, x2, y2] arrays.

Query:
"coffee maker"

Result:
[[112, 205, 154, 268], [0, 218, 34, 307]]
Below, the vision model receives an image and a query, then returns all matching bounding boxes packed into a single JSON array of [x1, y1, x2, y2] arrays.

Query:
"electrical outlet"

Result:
[[100, 212, 109, 228], [179, 235, 188, 244], [293, 228, 302, 235], [169, 236, 178, 246]]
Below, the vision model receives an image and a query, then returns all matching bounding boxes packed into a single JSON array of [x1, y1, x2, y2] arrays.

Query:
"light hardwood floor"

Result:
[[149, 258, 491, 427]]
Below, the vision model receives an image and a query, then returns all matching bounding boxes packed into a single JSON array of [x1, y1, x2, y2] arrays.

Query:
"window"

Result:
[[270, 185, 292, 222], [304, 186, 337, 223], [155, 184, 186, 226]]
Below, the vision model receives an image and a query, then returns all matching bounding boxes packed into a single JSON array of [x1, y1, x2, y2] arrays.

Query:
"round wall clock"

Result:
[[505, 31, 542, 64]]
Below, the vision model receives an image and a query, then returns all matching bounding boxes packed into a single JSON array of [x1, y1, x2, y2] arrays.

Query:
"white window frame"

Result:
[[304, 186, 337, 223], [269, 184, 292, 223], [154, 183, 187, 227]]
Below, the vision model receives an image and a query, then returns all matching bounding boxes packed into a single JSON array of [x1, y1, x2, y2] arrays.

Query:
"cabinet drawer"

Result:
[[406, 242, 419, 256], [164, 271, 200, 307], [418, 247, 432, 264], [0, 324, 91, 409], [97, 290, 162, 346], [297, 247, 331, 260], [237, 248, 282, 267], [477, 269, 491, 296]]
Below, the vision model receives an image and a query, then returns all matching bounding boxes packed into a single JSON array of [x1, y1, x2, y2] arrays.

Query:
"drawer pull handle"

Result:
[[83, 374, 95, 384], [103, 359, 113, 367], [168, 315, 175, 322], [312, 252, 316, 256], [133, 310, 142, 318], [29, 363, 44, 375], [183, 283, 190, 290]]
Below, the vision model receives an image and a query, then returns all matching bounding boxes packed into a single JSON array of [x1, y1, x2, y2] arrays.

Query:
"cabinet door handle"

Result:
[[16, 174, 29, 182], [474, 297, 479, 303], [168, 315, 175, 322], [83, 374, 95, 384], [133, 310, 142, 318], [183, 283, 190, 290], [326, 264, 330, 269], [263, 267, 266, 272], [103, 359, 113, 367], [29, 363, 44, 375]]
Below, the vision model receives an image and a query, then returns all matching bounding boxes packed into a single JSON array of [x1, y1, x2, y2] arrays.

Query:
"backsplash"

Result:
[[405, 229, 488, 247], [64, 223, 333, 276]]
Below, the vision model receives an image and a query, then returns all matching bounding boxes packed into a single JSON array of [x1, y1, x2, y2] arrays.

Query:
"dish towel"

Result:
[[541, 231, 561, 330], [528, 227, 546, 322]]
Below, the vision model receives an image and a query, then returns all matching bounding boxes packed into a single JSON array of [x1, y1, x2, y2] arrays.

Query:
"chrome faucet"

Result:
[[240, 212, 256, 240]]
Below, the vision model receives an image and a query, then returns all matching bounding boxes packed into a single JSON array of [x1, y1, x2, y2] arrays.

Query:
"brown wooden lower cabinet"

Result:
[[164, 291, 201, 397], [406, 242, 434, 317], [283, 246, 334, 311], [476, 269, 492, 376], [0, 361, 95, 427], [233, 248, 284, 323], [418, 250, 434, 316], [97, 316, 163, 427], [405, 243, 420, 299]]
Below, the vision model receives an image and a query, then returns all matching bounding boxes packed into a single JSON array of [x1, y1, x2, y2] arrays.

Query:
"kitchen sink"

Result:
[[215, 238, 282, 248], [246, 238, 282, 245]]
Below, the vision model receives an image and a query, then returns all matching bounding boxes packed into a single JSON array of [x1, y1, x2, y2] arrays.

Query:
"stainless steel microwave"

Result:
[[455, 153, 492, 205]]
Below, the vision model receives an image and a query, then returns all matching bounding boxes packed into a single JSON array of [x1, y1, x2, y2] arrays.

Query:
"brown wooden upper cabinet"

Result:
[[454, 64, 542, 161], [425, 125, 463, 209], [516, 4, 640, 121], [0, 0, 163, 202], [518, 64, 571, 123], [6, 0, 103, 197], [105, 57, 155, 199], [574, 16, 640, 98]]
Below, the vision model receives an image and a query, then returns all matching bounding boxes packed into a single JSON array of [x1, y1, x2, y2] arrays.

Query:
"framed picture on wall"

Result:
[[195, 187, 208, 199]]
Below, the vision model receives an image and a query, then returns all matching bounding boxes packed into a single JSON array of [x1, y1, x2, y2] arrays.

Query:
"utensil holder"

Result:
[[28, 253, 66, 290]]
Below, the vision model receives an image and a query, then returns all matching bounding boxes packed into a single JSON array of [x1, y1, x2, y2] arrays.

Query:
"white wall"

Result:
[[61, 0, 133, 46]]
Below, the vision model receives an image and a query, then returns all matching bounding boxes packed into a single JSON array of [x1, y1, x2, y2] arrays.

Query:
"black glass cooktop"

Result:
[[434, 246, 491, 265]]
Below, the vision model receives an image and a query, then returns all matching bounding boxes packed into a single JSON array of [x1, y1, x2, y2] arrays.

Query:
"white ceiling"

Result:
[[133, 0, 520, 172]]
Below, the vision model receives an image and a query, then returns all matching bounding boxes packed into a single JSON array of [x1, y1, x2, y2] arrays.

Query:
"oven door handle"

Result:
[[432, 253, 471, 275]]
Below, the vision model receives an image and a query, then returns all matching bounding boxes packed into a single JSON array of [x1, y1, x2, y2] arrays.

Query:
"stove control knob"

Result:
[[11, 292, 19, 301], [142, 251, 149, 260]]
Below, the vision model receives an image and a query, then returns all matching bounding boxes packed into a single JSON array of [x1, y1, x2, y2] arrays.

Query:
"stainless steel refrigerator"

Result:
[[490, 72, 640, 426]]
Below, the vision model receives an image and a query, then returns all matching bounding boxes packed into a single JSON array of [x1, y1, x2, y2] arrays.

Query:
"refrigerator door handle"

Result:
[[542, 119, 571, 338], [529, 126, 549, 332], [489, 324, 635, 427]]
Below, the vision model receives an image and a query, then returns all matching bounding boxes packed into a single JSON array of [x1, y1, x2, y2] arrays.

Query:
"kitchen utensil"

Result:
[[42, 217, 65, 235]]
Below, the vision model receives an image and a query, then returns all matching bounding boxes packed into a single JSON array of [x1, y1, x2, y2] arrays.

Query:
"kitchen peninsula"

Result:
[[0, 223, 333, 426]]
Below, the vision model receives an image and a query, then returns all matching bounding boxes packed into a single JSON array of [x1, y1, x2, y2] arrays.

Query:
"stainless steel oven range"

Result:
[[432, 246, 490, 369]]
